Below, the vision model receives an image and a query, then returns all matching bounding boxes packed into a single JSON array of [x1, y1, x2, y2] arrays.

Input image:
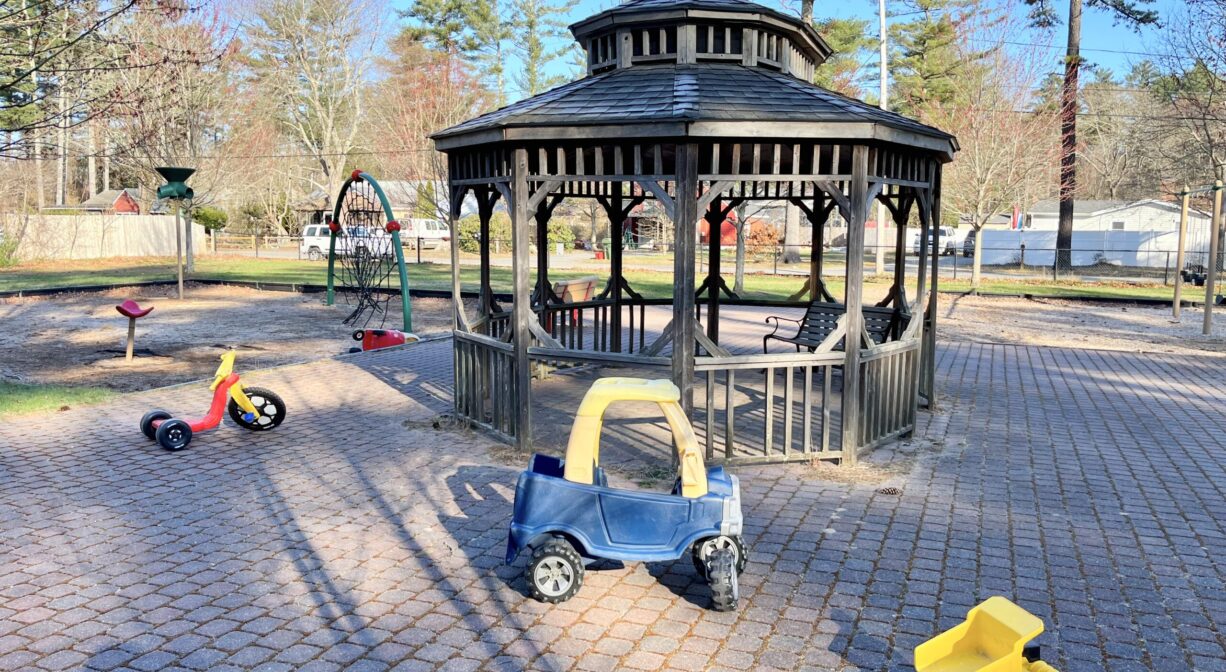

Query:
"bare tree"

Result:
[[369, 36, 491, 221], [244, 0, 384, 202], [1022, 0, 1158, 270], [922, 25, 1059, 288]]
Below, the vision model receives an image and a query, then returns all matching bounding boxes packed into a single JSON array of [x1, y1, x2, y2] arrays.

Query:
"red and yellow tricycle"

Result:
[[139, 350, 286, 451]]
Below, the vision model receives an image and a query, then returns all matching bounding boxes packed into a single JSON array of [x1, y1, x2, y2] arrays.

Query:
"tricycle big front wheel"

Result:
[[228, 387, 286, 431]]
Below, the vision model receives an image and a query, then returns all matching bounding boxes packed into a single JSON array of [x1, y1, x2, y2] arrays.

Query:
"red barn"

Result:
[[78, 189, 142, 215]]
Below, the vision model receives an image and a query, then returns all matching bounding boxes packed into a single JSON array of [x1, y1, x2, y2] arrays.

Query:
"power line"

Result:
[[963, 37, 1181, 61]]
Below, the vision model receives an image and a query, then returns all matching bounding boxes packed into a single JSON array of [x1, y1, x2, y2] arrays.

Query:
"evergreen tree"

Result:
[[811, 18, 874, 98], [891, 0, 990, 117], [508, 0, 578, 97]]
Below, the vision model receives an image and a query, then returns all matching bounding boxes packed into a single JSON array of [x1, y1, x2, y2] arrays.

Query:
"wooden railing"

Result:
[[453, 330, 518, 441], [539, 299, 653, 353], [857, 339, 920, 449], [695, 351, 845, 464], [856, 292, 927, 450]]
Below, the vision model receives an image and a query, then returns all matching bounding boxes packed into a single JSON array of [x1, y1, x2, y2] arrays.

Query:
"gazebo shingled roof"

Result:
[[432, 0, 955, 466], [433, 63, 955, 155]]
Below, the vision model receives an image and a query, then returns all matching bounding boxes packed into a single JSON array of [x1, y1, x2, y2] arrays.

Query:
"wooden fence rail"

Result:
[[454, 330, 518, 441], [695, 351, 845, 464], [857, 338, 920, 449]]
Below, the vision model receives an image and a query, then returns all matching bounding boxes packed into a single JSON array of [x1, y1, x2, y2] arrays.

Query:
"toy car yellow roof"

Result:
[[564, 378, 707, 498], [575, 378, 680, 414]]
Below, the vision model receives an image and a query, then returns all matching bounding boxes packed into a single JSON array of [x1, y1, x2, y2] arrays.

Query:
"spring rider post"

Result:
[[116, 299, 154, 363]]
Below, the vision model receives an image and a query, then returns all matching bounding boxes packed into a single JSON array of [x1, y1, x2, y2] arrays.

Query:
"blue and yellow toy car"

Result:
[[506, 378, 747, 611]]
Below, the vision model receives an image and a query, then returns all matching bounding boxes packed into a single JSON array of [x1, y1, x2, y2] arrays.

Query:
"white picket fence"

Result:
[[1, 214, 209, 261]]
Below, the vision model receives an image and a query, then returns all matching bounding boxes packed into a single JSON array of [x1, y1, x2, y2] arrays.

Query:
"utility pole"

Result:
[[1206, 180, 1222, 337], [875, 0, 888, 276]]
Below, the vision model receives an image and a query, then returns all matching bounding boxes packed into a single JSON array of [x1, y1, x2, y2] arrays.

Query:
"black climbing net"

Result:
[[334, 181, 396, 328]]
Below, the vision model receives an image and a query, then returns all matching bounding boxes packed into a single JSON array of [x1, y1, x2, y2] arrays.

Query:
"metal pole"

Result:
[[1205, 180, 1222, 336], [874, 0, 888, 277], [1174, 187, 1189, 319], [174, 204, 184, 300]]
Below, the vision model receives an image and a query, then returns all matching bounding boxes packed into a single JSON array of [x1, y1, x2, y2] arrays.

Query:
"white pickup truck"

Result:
[[300, 225, 395, 261], [400, 219, 450, 250], [910, 226, 964, 256]]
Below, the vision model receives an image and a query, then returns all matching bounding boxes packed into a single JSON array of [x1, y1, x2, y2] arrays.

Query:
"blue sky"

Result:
[[390, 0, 1184, 102]]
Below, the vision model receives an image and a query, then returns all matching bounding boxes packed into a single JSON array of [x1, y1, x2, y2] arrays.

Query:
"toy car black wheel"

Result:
[[707, 547, 739, 612], [526, 537, 584, 604], [140, 410, 172, 440], [228, 387, 286, 431], [692, 535, 747, 579], [352, 330, 366, 341], [156, 419, 193, 451]]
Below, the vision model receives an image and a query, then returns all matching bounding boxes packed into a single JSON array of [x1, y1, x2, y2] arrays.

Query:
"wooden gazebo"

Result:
[[432, 0, 956, 465]]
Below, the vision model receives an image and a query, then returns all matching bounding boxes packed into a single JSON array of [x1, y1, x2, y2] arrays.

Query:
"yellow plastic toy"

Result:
[[914, 597, 1059, 672], [562, 377, 708, 497]]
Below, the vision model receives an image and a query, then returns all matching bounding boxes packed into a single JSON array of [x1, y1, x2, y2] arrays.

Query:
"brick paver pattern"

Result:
[[2, 335, 1226, 671]]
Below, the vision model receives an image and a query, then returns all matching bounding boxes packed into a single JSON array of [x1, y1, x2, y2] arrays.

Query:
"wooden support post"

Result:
[[478, 191, 494, 317], [609, 190, 625, 351], [892, 195, 909, 308], [925, 171, 942, 405], [511, 149, 534, 452], [811, 195, 824, 299], [673, 144, 699, 417], [1205, 180, 1222, 336], [841, 145, 870, 465], [536, 201, 549, 309], [448, 186, 469, 332], [1174, 186, 1189, 319]]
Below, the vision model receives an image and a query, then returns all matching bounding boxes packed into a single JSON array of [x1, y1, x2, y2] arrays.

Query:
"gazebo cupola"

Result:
[[433, 0, 956, 467], [573, 0, 832, 81]]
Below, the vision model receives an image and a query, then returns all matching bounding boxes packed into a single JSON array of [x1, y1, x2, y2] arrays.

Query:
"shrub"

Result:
[[0, 235, 18, 268], [456, 212, 512, 253], [192, 205, 228, 231]]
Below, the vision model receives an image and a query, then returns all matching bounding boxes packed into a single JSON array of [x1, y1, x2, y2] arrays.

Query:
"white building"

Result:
[[976, 199, 1216, 268]]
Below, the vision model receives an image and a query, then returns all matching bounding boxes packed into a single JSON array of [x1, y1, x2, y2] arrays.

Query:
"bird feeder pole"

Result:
[[155, 167, 196, 301]]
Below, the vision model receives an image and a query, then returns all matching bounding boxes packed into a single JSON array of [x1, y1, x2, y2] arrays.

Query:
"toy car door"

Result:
[[598, 489, 691, 547]]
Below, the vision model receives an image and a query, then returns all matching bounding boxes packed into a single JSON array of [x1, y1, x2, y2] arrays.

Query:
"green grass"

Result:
[[0, 254, 1178, 303], [0, 381, 116, 417]]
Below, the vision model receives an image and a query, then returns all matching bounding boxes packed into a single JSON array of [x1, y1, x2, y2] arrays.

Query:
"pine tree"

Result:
[[508, 0, 578, 97], [811, 18, 874, 98], [892, 0, 989, 117]]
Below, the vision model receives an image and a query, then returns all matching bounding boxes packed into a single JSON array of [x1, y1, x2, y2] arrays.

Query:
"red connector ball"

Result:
[[385, 220, 401, 233]]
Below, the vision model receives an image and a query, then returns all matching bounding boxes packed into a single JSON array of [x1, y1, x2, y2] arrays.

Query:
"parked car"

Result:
[[963, 229, 976, 258], [401, 219, 450, 250], [299, 224, 394, 261], [911, 226, 960, 256]]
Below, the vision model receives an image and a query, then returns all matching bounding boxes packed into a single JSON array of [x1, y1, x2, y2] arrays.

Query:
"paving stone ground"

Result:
[[2, 330, 1226, 671]]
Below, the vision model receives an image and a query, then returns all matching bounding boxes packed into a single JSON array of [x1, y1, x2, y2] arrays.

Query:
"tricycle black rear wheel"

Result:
[[707, 547, 739, 612], [526, 537, 584, 604], [692, 535, 747, 579], [140, 410, 172, 440], [156, 419, 193, 451], [228, 387, 286, 431]]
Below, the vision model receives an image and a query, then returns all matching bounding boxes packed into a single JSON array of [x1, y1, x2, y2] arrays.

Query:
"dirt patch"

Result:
[[0, 283, 467, 392], [939, 293, 1226, 355]]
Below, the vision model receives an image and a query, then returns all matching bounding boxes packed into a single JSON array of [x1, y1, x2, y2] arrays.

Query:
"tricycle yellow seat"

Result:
[[915, 597, 1055, 672]]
